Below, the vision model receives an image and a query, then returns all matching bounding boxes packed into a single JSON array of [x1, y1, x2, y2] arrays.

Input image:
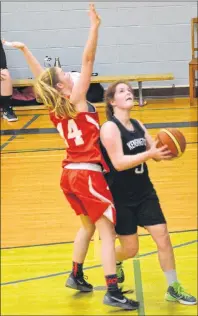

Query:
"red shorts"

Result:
[[60, 165, 116, 224]]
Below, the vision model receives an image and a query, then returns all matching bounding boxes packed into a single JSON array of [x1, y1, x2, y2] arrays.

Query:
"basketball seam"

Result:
[[160, 129, 182, 157]]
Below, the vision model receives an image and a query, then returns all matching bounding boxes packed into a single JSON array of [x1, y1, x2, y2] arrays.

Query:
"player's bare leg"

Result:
[[146, 224, 197, 305], [146, 224, 175, 272], [95, 215, 139, 310], [66, 215, 95, 292], [73, 215, 96, 264], [115, 234, 138, 283]]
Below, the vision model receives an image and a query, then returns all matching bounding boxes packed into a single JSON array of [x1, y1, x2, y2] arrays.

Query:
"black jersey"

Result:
[[100, 116, 155, 206]]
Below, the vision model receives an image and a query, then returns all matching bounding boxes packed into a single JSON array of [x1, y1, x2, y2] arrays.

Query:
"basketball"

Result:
[[156, 128, 186, 158]]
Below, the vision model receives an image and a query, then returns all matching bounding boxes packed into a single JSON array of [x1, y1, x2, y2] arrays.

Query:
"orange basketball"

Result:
[[156, 128, 186, 158]]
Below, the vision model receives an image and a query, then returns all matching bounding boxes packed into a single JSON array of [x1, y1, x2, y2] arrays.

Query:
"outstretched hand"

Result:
[[88, 3, 101, 27], [2, 39, 25, 50]]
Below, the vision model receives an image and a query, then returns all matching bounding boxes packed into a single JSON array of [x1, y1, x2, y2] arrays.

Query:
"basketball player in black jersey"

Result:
[[100, 81, 197, 305]]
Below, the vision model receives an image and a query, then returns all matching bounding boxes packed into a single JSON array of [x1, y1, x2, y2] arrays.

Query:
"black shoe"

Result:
[[103, 290, 139, 310], [65, 273, 93, 292], [3, 107, 18, 122]]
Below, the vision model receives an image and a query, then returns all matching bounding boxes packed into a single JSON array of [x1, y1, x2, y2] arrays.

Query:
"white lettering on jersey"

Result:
[[126, 138, 146, 150], [135, 163, 144, 174], [57, 114, 99, 147], [68, 119, 84, 145]]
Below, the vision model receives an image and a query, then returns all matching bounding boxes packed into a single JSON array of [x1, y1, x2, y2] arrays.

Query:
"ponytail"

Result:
[[34, 67, 77, 119]]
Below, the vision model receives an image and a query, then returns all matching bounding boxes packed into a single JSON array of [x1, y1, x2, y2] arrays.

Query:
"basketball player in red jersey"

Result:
[[7, 4, 139, 310]]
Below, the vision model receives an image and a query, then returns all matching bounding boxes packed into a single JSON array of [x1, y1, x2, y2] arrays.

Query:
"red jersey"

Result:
[[49, 108, 109, 171]]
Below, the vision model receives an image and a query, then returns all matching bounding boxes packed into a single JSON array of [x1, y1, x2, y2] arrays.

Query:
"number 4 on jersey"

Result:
[[68, 119, 84, 145]]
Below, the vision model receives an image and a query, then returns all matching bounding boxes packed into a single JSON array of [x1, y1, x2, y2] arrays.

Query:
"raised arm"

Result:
[[70, 3, 101, 111], [100, 122, 172, 171], [2, 40, 43, 77]]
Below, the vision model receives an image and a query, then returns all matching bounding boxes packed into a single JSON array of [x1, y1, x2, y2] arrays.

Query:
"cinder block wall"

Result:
[[2, 2, 197, 87]]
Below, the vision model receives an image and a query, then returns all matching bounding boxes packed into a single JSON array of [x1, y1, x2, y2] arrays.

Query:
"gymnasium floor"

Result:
[[1, 97, 198, 315]]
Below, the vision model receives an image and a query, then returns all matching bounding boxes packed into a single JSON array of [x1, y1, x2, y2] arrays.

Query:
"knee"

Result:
[[1, 69, 11, 81], [155, 229, 172, 251], [0, 70, 12, 96], [95, 218, 116, 243], [100, 230, 116, 244], [1, 68, 11, 76], [85, 226, 96, 240], [123, 245, 139, 259]]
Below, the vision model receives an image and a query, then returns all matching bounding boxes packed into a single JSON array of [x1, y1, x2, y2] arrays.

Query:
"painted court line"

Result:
[[134, 239, 197, 315], [1, 120, 198, 137], [1, 147, 66, 154], [3, 253, 197, 266], [1, 239, 197, 286], [133, 255, 145, 316], [1, 229, 197, 250], [1, 114, 40, 150], [1, 141, 197, 155]]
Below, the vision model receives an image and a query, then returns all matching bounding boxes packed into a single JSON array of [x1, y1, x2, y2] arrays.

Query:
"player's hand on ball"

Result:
[[148, 140, 172, 161]]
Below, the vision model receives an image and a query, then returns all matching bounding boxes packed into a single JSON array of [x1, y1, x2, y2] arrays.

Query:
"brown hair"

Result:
[[34, 67, 77, 119], [104, 81, 133, 120]]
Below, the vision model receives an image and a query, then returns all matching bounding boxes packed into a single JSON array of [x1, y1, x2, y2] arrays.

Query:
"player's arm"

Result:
[[2, 40, 43, 77], [100, 122, 172, 171], [70, 4, 101, 112]]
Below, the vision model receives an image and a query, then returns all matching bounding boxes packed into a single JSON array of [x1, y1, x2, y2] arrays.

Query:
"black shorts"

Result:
[[115, 192, 166, 235]]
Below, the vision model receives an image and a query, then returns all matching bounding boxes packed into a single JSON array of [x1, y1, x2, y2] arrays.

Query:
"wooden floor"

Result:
[[1, 97, 198, 315]]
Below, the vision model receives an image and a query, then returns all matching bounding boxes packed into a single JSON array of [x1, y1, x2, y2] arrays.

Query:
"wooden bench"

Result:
[[12, 73, 174, 106]]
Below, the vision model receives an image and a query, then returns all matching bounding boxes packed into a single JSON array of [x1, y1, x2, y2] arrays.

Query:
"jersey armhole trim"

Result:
[[131, 119, 145, 135]]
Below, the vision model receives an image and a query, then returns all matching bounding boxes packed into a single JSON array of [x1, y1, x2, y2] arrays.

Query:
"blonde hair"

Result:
[[34, 67, 77, 119]]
